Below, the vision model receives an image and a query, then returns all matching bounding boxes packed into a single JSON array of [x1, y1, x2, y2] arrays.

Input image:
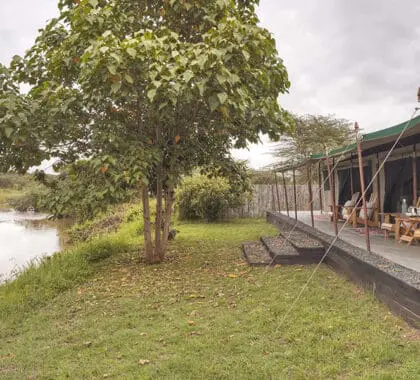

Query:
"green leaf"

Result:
[[183, 70, 194, 83], [196, 55, 206, 69], [89, 0, 98, 8], [110, 53, 121, 64], [158, 102, 168, 110], [217, 92, 228, 105], [107, 65, 117, 75], [4, 127, 13, 138], [197, 82, 205, 96], [243, 50, 250, 61], [127, 48, 136, 58], [216, 74, 226, 86], [125, 74, 134, 84], [147, 88, 157, 102], [208, 94, 219, 111], [111, 82, 122, 93]]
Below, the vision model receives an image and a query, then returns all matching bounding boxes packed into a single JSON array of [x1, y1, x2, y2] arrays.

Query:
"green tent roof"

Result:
[[311, 114, 420, 160]]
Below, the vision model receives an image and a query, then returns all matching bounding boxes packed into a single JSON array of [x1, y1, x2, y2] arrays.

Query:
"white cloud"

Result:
[[1, 1, 419, 169]]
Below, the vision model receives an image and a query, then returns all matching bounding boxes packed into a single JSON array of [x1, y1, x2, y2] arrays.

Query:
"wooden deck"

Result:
[[282, 211, 420, 273]]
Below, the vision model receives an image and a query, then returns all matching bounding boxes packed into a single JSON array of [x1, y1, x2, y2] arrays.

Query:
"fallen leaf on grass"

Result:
[[227, 273, 238, 279], [138, 359, 150, 365], [0, 353, 16, 360], [188, 320, 196, 326]]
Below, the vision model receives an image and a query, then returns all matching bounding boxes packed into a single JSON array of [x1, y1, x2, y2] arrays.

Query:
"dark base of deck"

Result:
[[267, 211, 420, 329]]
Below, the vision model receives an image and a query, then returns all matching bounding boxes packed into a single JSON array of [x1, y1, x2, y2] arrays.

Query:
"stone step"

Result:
[[242, 241, 273, 266], [260, 236, 322, 265], [279, 231, 325, 259]]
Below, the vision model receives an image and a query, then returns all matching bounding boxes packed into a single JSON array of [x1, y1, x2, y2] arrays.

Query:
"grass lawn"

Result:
[[1, 218, 419, 379]]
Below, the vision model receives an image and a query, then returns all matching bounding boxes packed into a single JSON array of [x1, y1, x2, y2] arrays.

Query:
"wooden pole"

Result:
[[350, 156, 354, 195], [355, 122, 371, 252], [271, 182, 276, 211], [376, 153, 382, 223], [413, 145, 417, 205], [282, 172, 290, 216], [308, 164, 314, 227], [274, 172, 281, 212], [292, 169, 298, 220], [318, 161, 323, 213], [325, 153, 338, 236]]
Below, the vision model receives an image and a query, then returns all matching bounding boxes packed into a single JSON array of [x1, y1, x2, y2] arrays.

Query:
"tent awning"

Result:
[[311, 114, 420, 160]]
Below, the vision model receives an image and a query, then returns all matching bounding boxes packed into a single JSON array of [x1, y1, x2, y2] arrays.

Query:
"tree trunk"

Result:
[[154, 167, 163, 261], [141, 184, 159, 264], [162, 187, 174, 254]]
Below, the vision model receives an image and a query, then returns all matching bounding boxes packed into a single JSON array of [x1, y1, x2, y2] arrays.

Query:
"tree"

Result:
[[273, 114, 352, 166], [6, 0, 290, 263], [0, 64, 47, 173]]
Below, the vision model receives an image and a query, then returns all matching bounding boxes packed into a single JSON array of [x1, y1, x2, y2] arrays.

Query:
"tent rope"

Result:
[[273, 108, 419, 333]]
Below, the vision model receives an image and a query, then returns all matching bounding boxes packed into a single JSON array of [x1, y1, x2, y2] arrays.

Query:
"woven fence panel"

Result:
[[228, 184, 322, 218]]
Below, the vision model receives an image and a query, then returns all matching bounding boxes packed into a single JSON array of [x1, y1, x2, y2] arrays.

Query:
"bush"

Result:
[[7, 183, 49, 212], [177, 174, 249, 221]]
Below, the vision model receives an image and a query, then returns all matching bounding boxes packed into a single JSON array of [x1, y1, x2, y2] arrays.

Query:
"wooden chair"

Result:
[[342, 192, 360, 221], [353, 192, 379, 228], [329, 192, 360, 222]]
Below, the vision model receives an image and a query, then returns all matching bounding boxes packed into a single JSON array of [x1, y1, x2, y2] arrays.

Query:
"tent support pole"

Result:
[[271, 182, 276, 211], [292, 169, 298, 220], [376, 153, 382, 224], [350, 156, 354, 195], [274, 172, 281, 212], [355, 122, 371, 252], [318, 161, 323, 213], [282, 172, 290, 217], [307, 164, 314, 227], [413, 145, 417, 204], [325, 153, 338, 236]]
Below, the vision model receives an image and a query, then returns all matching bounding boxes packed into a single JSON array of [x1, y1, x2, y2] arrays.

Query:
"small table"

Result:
[[379, 212, 402, 224], [395, 216, 420, 244]]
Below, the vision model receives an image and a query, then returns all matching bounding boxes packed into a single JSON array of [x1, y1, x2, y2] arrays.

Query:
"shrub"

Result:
[[177, 174, 249, 221], [7, 183, 49, 211]]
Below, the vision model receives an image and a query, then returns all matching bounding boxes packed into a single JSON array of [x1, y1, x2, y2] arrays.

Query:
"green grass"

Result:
[[1, 218, 419, 379], [0, 188, 22, 209]]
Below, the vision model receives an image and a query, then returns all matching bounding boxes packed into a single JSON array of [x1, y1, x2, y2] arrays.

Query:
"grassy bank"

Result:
[[0, 188, 22, 209], [0, 213, 419, 378], [0, 173, 48, 211]]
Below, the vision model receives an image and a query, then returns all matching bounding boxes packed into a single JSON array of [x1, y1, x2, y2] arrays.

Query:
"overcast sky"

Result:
[[1, 0, 419, 168]]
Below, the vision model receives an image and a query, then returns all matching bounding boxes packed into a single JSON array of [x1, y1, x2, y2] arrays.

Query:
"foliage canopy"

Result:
[[2, 0, 291, 262]]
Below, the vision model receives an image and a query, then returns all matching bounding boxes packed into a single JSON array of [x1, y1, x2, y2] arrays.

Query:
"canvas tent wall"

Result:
[[337, 164, 372, 205], [314, 115, 420, 214]]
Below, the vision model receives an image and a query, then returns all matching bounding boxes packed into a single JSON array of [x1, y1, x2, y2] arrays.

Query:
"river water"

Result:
[[0, 210, 64, 282]]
